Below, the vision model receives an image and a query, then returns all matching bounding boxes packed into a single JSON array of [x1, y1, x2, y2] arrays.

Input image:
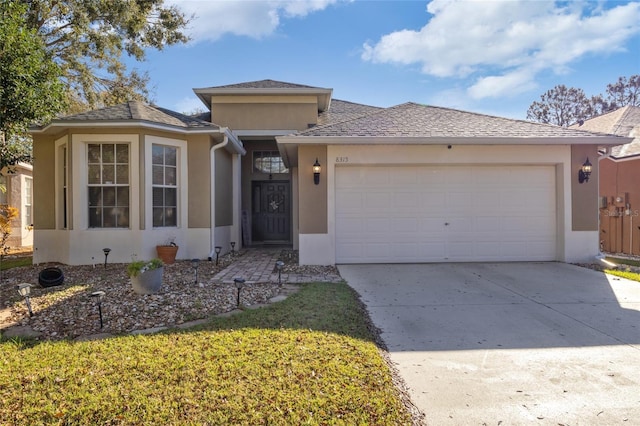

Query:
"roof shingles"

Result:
[[570, 106, 640, 158]]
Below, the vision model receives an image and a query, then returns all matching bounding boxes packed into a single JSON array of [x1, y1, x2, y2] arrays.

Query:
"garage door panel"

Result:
[[335, 165, 556, 263]]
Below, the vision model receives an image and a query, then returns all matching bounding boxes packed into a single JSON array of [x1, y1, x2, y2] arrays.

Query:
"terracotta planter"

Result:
[[156, 245, 178, 264], [131, 267, 163, 294]]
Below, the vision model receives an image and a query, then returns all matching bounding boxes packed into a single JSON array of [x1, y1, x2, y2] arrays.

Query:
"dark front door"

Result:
[[252, 181, 290, 242]]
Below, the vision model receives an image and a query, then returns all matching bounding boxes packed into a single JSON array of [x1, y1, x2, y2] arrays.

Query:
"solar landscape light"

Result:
[[102, 248, 111, 269], [230, 242, 236, 255], [234, 277, 245, 308], [275, 260, 285, 286], [90, 291, 106, 329], [215, 246, 222, 265], [16, 283, 34, 317], [191, 258, 200, 284]]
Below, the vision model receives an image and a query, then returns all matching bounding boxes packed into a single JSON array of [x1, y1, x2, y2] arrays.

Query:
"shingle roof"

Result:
[[196, 79, 324, 90], [56, 101, 218, 129], [570, 106, 640, 158], [317, 99, 383, 126], [299, 102, 615, 138]]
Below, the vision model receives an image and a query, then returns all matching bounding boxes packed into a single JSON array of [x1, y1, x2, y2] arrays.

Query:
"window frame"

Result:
[[151, 144, 178, 228], [252, 150, 289, 175]]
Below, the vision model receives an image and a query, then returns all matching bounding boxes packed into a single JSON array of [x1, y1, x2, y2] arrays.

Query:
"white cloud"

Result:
[[362, 0, 640, 99], [174, 96, 206, 114], [169, 0, 342, 42]]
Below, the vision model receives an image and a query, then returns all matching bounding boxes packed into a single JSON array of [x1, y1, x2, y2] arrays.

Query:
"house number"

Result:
[[336, 156, 349, 163]]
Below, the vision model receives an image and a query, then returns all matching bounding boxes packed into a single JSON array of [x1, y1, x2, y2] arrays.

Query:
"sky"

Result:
[[131, 0, 640, 120]]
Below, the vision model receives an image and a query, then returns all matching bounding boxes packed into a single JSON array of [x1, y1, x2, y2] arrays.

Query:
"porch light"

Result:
[[102, 248, 111, 269], [16, 283, 33, 317], [578, 157, 592, 184], [234, 278, 245, 308], [275, 260, 285, 286], [90, 291, 106, 329], [313, 158, 321, 185], [191, 258, 200, 284], [214, 246, 222, 265]]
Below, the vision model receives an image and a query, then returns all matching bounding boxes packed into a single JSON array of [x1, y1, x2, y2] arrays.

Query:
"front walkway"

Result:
[[213, 247, 343, 284]]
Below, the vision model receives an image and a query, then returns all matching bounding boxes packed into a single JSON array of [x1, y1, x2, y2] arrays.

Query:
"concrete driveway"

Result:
[[339, 262, 640, 425]]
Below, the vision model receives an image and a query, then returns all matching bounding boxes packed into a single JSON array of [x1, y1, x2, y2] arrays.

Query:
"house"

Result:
[[571, 106, 640, 256], [29, 80, 628, 265], [0, 163, 34, 249]]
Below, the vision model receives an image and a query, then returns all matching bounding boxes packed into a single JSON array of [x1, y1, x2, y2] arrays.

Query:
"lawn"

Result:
[[0, 282, 415, 425]]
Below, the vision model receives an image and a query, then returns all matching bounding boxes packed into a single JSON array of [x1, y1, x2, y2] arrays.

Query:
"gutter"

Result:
[[208, 128, 245, 259]]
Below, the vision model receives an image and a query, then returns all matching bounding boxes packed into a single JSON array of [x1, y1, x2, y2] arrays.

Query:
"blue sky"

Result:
[[133, 0, 640, 120]]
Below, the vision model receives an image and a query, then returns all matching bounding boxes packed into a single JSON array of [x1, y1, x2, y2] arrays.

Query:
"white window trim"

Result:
[[55, 136, 68, 229], [72, 134, 140, 230], [144, 135, 188, 230]]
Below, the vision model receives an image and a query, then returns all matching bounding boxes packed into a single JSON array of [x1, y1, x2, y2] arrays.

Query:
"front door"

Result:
[[252, 181, 290, 243]]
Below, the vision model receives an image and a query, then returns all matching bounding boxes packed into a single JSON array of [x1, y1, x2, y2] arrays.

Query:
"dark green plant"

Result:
[[127, 258, 163, 277]]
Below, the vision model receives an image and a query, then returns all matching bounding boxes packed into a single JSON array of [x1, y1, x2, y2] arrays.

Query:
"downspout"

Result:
[[209, 135, 229, 259]]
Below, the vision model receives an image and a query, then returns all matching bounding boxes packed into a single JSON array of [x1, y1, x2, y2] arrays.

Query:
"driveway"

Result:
[[339, 262, 640, 425]]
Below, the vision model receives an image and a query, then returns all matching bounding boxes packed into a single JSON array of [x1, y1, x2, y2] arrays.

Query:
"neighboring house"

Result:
[[0, 163, 34, 249], [29, 80, 628, 265], [571, 106, 640, 256]]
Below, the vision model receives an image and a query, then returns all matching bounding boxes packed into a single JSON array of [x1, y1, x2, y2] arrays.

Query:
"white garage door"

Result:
[[335, 165, 557, 263]]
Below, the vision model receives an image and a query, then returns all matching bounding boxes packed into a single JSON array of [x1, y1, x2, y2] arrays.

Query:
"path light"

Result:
[[275, 260, 285, 286], [234, 278, 245, 308], [16, 283, 33, 317], [90, 291, 106, 329], [102, 248, 111, 269], [230, 242, 236, 255], [215, 246, 222, 265], [191, 258, 200, 284]]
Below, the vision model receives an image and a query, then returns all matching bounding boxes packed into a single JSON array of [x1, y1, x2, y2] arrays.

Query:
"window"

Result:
[[24, 177, 32, 226], [87, 143, 129, 228], [0, 175, 6, 205], [253, 151, 288, 174], [152, 144, 177, 227]]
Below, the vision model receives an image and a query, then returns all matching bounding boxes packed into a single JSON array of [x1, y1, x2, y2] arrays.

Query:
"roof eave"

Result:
[[29, 120, 222, 135], [192, 87, 333, 111]]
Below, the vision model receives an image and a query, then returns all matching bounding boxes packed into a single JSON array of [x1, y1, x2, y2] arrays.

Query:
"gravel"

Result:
[[1, 253, 281, 340]]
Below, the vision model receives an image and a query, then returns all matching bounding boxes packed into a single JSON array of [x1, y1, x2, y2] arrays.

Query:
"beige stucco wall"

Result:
[[187, 134, 212, 228], [33, 134, 57, 230], [215, 148, 233, 226], [211, 95, 318, 131], [298, 145, 327, 234], [571, 144, 599, 231]]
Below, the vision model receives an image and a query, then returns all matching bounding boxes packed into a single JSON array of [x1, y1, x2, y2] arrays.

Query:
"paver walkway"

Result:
[[214, 247, 343, 284]]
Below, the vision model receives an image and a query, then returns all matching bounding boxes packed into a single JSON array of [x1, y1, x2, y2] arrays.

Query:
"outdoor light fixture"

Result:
[[313, 158, 321, 185], [16, 283, 33, 317], [90, 291, 106, 328], [234, 277, 245, 308], [102, 248, 111, 269], [215, 246, 222, 265], [275, 260, 285, 286], [230, 242, 236, 255], [191, 258, 200, 284], [578, 157, 592, 184]]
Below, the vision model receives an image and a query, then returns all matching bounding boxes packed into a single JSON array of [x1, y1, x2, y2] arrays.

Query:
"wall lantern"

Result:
[[313, 158, 321, 185], [578, 157, 592, 184]]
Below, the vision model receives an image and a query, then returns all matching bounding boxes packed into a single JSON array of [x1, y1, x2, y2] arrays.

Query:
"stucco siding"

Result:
[[212, 101, 318, 131], [571, 145, 599, 231], [298, 145, 327, 234], [187, 134, 211, 228], [33, 134, 57, 230], [215, 148, 233, 226]]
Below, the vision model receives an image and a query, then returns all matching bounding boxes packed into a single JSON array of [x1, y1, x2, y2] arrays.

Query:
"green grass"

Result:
[[0, 256, 32, 270], [0, 283, 413, 425], [605, 269, 640, 282], [605, 257, 640, 268]]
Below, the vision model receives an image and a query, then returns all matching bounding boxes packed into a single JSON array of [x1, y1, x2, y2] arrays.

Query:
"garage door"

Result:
[[335, 165, 557, 263]]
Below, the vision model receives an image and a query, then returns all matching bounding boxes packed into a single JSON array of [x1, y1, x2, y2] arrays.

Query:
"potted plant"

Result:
[[127, 258, 164, 294], [156, 238, 178, 264]]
